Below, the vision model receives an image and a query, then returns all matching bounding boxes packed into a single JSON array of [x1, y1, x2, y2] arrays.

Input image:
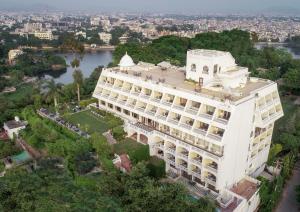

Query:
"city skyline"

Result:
[[1, 0, 300, 15]]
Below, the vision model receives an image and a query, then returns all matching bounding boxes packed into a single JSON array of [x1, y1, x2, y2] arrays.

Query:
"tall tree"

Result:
[[72, 69, 83, 102], [45, 79, 62, 111]]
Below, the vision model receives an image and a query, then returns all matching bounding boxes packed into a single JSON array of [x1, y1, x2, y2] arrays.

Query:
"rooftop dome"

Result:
[[119, 52, 135, 68]]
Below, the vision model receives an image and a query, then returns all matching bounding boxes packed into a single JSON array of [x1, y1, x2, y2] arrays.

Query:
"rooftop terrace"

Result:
[[104, 64, 273, 103], [230, 178, 259, 200]]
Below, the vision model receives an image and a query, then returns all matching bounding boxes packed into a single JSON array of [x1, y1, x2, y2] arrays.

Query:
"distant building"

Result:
[[99, 32, 112, 44], [8, 49, 23, 64], [112, 154, 132, 173], [34, 31, 54, 40], [119, 35, 129, 44], [75, 31, 87, 39], [3, 117, 27, 139], [24, 23, 42, 33], [90, 17, 101, 26]]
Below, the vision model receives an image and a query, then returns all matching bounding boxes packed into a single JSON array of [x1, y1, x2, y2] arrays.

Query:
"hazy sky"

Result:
[[1, 0, 300, 14]]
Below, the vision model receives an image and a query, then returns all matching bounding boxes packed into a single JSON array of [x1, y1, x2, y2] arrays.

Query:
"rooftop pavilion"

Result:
[[104, 50, 274, 103]]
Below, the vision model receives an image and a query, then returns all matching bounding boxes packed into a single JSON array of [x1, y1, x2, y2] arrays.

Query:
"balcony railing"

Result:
[[157, 114, 167, 121], [178, 164, 188, 171], [207, 133, 222, 141], [186, 107, 199, 115], [136, 106, 146, 112], [178, 152, 189, 159], [167, 158, 175, 165], [205, 176, 216, 186], [169, 118, 179, 125], [206, 164, 218, 173], [166, 147, 176, 153], [173, 104, 185, 110], [199, 113, 213, 120], [146, 110, 156, 116], [141, 94, 151, 99], [193, 128, 207, 136], [180, 123, 192, 130], [190, 158, 202, 166], [152, 97, 162, 103]]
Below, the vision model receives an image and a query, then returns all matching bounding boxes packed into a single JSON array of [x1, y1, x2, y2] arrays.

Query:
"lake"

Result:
[[44, 51, 113, 84], [255, 42, 300, 59]]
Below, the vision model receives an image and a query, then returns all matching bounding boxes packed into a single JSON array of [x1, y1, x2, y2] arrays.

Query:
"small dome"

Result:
[[119, 52, 135, 68]]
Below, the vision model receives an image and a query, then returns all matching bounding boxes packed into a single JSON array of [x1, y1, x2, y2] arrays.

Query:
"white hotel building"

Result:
[[93, 50, 283, 212]]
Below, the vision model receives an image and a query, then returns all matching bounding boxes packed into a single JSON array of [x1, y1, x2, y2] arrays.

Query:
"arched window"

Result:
[[191, 64, 196, 72], [214, 64, 218, 74], [203, 66, 209, 74]]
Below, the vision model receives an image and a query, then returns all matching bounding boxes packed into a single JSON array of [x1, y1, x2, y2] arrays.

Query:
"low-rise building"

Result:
[[3, 117, 27, 139]]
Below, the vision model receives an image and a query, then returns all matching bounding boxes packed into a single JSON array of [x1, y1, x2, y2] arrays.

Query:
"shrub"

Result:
[[112, 126, 126, 141], [147, 156, 166, 179], [131, 144, 150, 163]]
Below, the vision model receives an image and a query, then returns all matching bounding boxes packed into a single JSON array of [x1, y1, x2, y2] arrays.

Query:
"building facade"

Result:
[[34, 31, 54, 40], [99, 32, 112, 45], [92, 49, 283, 211]]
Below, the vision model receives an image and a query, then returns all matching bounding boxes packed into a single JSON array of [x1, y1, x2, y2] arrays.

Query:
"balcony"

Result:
[[178, 151, 189, 159], [152, 96, 162, 103], [146, 109, 157, 116], [162, 100, 173, 106], [167, 157, 175, 165], [190, 156, 202, 166], [206, 162, 218, 173], [186, 106, 199, 115], [192, 167, 201, 175], [205, 175, 216, 186], [117, 99, 127, 105], [193, 128, 207, 136], [178, 162, 188, 171], [199, 113, 213, 120], [106, 82, 114, 87], [166, 146, 176, 154], [141, 93, 151, 99], [109, 96, 118, 101], [169, 117, 180, 125], [173, 104, 185, 111], [122, 87, 132, 92], [136, 106, 146, 112], [102, 93, 109, 98]]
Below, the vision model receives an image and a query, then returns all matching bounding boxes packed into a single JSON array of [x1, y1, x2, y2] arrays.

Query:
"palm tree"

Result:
[[45, 79, 62, 112], [71, 57, 80, 69], [73, 69, 83, 103]]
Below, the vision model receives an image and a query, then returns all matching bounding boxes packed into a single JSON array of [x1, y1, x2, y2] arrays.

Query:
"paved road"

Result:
[[276, 160, 300, 212]]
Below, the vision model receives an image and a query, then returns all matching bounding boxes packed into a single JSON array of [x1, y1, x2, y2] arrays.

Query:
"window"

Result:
[[191, 64, 196, 72], [203, 66, 209, 74], [214, 64, 218, 74]]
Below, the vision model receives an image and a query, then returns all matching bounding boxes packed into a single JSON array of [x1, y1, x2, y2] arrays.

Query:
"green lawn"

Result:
[[113, 138, 150, 163], [64, 110, 109, 134]]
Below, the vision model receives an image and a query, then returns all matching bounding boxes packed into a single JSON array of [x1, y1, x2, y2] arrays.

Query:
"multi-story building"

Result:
[[99, 32, 112, 45], [34, 31, 54, 40], [93, 50, 283, 212]]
